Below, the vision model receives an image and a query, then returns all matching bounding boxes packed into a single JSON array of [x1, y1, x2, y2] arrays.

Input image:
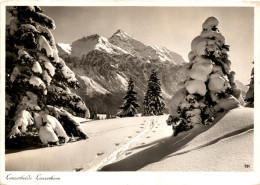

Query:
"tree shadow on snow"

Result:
[[99, 112, 229, 171]]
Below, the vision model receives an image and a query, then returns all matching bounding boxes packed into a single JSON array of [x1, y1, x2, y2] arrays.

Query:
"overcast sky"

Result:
[[6, 6, 254, 84]]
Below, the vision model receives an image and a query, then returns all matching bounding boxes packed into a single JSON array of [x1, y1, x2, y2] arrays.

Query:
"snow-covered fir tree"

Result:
[[5, 6, 90, 147], [245, 63, 254, 107], [143, 70, 165, 116], [118, 78, 140, 117], [167, 16, 244, 136]]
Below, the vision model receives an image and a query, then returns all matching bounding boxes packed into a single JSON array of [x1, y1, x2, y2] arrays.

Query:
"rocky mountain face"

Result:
[[57, 30, 186, 115], [235, 80, 249, 98]]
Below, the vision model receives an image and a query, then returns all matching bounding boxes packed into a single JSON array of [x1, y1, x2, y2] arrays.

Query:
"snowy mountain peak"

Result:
[[75, 34, 105, 44], [71, 33, 128, 57], [109, 31, 185, 65], [87, 33, 101, 39], [57, 43, 71, 54], [112, 29, 131, 40], [115, 29, 125, 34]]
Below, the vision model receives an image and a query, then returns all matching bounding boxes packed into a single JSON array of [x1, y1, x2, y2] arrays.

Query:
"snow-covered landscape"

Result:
[[5, 107, 254, 171], [1, 4, 258, 185]]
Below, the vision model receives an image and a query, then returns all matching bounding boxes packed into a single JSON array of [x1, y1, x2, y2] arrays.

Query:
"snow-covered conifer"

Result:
[[143, 70, 165, 116], [118, 78, 140, 117], [6, 6, 89, 147], [245, 64, 254, 107], [167, 16, 243, 136]]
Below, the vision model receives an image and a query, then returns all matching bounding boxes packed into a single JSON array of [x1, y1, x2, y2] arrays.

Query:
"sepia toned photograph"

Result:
[[0, 1, 259, 185]]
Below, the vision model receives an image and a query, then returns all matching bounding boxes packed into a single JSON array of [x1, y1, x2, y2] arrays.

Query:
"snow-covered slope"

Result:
[[57, 43, 71, 54], [109, 30, 184, 65], [5, 108, 254, 172], [100, 107, 254, 171], [139, 108, 254, 171], [56, 43, 71, 58], [79, 76, 111, 96], [57, 30, 186, 114], [71, 34, 129, 57]]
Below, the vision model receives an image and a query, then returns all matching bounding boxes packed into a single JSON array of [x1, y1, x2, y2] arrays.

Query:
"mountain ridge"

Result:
[[57, 30, 186, 115]]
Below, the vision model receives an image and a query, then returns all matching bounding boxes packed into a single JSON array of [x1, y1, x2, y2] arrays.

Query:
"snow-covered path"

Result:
[[5, 116, 165, 171]]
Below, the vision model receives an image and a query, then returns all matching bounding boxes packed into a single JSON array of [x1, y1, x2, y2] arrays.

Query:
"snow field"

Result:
[[111, 115, 171, 163], [174, 107, 253, 155], [141, 129, 253, 171], [5, 116, 155, 171], [88, 117, 154, 171], [5, 108, 253, 171], [100, 108, 253, 171]]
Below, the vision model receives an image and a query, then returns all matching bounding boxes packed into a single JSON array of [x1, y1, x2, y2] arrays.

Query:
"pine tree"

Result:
[[245, 63, 254, 107], [143, 70, 165, 116], [5, 6, 90, 147], [119, 78, 140, 117], [167, 17, 244, 136]]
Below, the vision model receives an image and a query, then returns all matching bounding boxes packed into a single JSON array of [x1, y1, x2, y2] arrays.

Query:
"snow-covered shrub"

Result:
[[6, 6, 90, 147], [167, 16, 244, 136]]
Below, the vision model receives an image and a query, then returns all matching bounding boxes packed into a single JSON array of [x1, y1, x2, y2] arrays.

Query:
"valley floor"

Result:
[[5, 108, 254, 172]]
